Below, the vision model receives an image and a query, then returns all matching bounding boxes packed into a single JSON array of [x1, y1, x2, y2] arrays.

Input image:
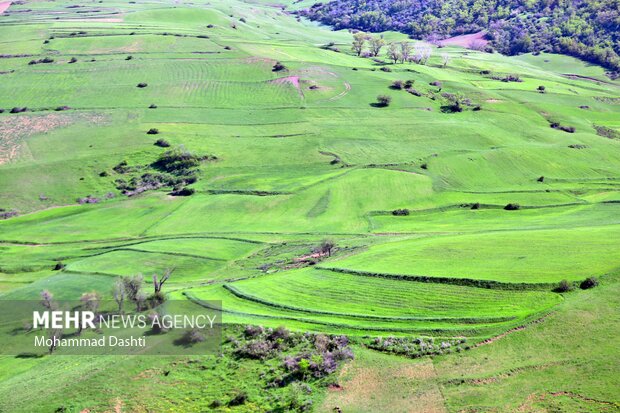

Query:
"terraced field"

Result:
[[0, 0, 619, 411]]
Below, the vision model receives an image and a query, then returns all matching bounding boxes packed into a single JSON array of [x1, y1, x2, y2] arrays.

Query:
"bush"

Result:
[[537, 85, 546, 93], [504, 203, 520, 210], [556, 279, 573, 292], [10, 107, 27, 113], [152, 147, 201, 173], [171, 187, 195, 196], [53, 262, 66, 271], [471, 202, 481, 210], [148, 104, 157, 109], [404, 79, 415, 88], [99, 171, 109, 177], [272, 61, 286, 72], [580, 277, 598, 290], [429, 81, 442, 87], [228, 391, 248, 406], [392, 208, 410, 216], [179, 328, 206, 344], [390, 80, 404, 89], [537, 176, 544, 182], [55, 106, 70, 111], [375, 95, 391, 107], [380, 66, 392, 72], [146, 128, 159, 135], [154, 138, 170, 147], [137, 82, 148, 88], [125, 55, 133, 60]]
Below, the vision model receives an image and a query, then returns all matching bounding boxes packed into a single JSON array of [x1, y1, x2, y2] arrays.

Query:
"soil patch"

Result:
[[0, 2, 11, 14], [439, 31, 488, 48]]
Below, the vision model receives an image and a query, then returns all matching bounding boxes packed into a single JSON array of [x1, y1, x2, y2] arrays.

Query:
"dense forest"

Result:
[[299, 0, 620, 73]]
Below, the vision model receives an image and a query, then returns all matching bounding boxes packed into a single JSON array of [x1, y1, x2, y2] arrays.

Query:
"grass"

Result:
[[0, 0, 618, 410]]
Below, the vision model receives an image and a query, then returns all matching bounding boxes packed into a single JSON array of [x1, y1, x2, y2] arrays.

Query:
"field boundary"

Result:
[[317, 267, 556, 290]]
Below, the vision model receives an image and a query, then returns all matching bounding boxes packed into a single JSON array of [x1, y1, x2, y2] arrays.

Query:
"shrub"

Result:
[[429, 81, 442, 87], [556, 279, 573, 292], [179, 328, 206, 344], [375, 95, 391, 107], [392, 208, 410, 216], [407, 88, 422, 97], [404, 79, 415, 88], [146, 128, 159, 135], [390, 80, 404, 90], [53, 262, 66, 271], [420, 163, 428, 169], [154, 138, 170, 147], [472, 105, 482, 111], [10, 107, 27, 113], [228, 391, 248, 406], [55, 106, 70, 111], [504, 203, 520, 210], [125, 55, 133, 60], [380, 66, 391, 72], [171, 187, 195, 196], [580, 277, 599, 290], [152, 147, 201, 173], [113, 160, 130, 174], [537, 176, 544, 182], [137, 82, 148, 88], [272, 61, 286, 72], [537, 85, 545, 93], [471, 202, 481, 210], [99, 171, 108, 177], [148, 103, 157, 109], [244, 325, 264, 338]]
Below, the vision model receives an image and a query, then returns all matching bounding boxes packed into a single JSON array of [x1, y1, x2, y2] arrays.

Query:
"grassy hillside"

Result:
[[0, 0, 618, 411]]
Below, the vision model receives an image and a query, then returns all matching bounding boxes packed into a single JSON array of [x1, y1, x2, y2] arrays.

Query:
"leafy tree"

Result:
[[351, 32, 368, 56], [369, 35, 385, 56], [386, 42, 400, 63]]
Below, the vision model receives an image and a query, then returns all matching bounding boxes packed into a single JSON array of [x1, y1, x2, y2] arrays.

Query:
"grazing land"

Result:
[[0, 0, 618, 411]]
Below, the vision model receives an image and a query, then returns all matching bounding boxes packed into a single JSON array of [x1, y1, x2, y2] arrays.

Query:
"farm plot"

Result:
[[327, 225, 620, 284]]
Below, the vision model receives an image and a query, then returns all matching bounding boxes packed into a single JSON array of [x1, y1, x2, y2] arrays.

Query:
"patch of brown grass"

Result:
[[0, 112, 105, 164]]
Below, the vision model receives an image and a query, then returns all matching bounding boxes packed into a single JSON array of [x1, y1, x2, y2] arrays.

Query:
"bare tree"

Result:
[[153, 268, 173, 294], [317, 240, 336, 257], [78, 292, 101, 335], [413, 43, 432, 65], [399, 41, 413, 63], [386, 42, 400, 64], [122, 274, 145, 311], [136, 291, 148, 312], [113, 277, 125, 313], [369, 35, 385, 57], [40, 289, 57, 311], [441, 52, 450, 67], [351, 32, 367, 56], [48, 327, 63, 354]]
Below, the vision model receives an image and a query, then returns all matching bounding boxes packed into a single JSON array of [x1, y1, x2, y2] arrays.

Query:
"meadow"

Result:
[[0, 0, 619, 411]]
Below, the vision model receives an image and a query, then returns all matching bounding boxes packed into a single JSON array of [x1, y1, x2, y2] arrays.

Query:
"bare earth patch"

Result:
[[0, 112, 106, 164], [0, 2, 11, 14], [319, 353, 446, 413], [439, 31, 488, 49]]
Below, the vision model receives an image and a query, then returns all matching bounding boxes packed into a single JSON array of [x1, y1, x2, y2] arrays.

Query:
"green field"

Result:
[[0, 0, 619, 411]]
